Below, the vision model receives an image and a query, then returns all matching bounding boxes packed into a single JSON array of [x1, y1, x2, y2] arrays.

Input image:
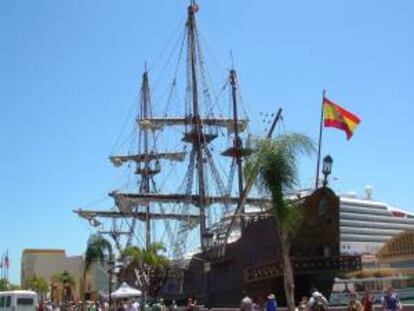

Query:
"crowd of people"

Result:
[[36, 299, 140, 311], [36, 297, 180, 311], [35, 286, 404, 311], [239, 287, 403, 311]]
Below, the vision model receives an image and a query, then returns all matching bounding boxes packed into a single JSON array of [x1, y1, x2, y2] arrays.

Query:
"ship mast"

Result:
[[74, 69, 187, 252], [75, 1, 264, 258], [187, 1, 208, 251], [141, 70, 152, 250], [230, 69, 245, 232]]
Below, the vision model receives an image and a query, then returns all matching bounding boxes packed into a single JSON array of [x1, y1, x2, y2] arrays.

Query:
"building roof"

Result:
[[22, 249, 66, 255], [378, 230, 414, 261]]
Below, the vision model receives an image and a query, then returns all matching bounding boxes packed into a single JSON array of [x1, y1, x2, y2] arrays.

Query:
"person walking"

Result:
[[46, 302, 53, 311], [171, 300, 178, 311], [347, 292, 362, 311], [131, 299, 139, 311], [117, 301, 126, 311], [308, 291, 328, 311], [240, 295, 253, 311], [297, 296, 308, 311], [186, 298, 197, 311], [90, 302, 97, 311], [361, 290, 374, 311], [128, 300, 139, 311], [382, 287, 402, 311], [265, 294, 277, 311], [253, 297, 265, 311]]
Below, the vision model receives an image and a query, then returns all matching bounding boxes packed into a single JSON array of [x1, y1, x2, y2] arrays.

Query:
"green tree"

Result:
[[50, 272, 61, 303], [123, 242, 169, 267], [122, 242, 170, 296], [25, 275, 49, 300], [245, 133, 315, 311], [81, 234, 112, 303], [60, 270, 75, 306], [0, 278, 21, 291], [0, 278, 9, 291], [50, 271, 76, 305]]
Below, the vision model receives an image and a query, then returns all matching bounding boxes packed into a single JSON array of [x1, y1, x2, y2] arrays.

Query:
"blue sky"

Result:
[[1, 0, 413, 283]]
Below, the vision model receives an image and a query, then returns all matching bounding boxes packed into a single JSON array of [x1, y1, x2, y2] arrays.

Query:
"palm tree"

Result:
[[60, 270, 75, 308], [245, 133, 315, 311], [81, 234, 112, 303], [50, 270, 76, 307], [122, 242, 170, 297], [50, 272, 61, 303], [25, 274, 49, 301]]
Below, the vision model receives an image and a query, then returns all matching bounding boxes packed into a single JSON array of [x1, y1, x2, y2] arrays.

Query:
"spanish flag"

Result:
[[323, 97, 361, 140]]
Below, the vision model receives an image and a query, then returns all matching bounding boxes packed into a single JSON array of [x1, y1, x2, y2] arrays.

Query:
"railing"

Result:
[[244, 255, 362, 283]]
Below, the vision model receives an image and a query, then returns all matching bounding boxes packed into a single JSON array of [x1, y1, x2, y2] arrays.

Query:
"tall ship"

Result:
[[74, 2, 412, 306]]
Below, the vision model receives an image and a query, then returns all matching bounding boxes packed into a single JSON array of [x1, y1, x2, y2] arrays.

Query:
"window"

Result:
[[324, 247, 331, 257], [0, 296, 5, 307], [5, 297, 10, 307], [17, 298, 34, 305]]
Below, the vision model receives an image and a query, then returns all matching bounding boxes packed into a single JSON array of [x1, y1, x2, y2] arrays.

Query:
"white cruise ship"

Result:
[[339, 186, 414, 255], [195, 186, 414, 258]]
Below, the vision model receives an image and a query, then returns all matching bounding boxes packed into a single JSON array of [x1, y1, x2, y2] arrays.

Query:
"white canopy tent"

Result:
[[110, 282, 142, 299]]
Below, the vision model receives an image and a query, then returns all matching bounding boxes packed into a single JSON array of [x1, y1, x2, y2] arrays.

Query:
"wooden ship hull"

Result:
[[176, 188, 362, 307]]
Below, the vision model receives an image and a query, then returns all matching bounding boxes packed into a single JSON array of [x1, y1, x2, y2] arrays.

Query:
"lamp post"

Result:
[[203, 262, 211, 310], [322, 155, 333, 187], [135, 265, 150, 311], [108, 268, 112, 311], [202, 232, 214, 310], [107, 257, 116, 311], [108, 262, 125, 311]]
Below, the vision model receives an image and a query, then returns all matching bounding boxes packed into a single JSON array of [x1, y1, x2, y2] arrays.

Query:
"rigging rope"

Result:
[[148, 14, 187, 79]]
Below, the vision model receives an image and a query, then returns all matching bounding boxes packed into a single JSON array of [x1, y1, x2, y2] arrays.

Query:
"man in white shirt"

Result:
[[128, 300, 139, 311]]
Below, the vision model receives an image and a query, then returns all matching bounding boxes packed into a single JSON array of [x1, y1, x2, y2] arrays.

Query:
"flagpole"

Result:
[[315, 89, 326, 188], [4, 251, 6, 281], [6, 250, 9, 282], [1, 253, 4, 280]]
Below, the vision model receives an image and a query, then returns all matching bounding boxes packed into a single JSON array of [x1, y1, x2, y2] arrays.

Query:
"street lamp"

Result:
[[203, 261, 211, 310], [108, 263, 125, 311], [202, 232, 214, 250], [322, 155, 333, 187], [202, 231, 214, 310], [107, 257, 118, 311]]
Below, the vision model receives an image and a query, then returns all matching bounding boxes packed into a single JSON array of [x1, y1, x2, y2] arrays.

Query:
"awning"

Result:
[[110, 282, 142, 299]]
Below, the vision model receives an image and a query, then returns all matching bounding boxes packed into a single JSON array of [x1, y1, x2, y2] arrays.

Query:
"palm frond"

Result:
[[245, 133, 315, 233], [84, 234, 112, 272]]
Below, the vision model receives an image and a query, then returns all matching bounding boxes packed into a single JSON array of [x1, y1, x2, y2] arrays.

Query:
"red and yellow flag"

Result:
[[323, 97, 361, 140]]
